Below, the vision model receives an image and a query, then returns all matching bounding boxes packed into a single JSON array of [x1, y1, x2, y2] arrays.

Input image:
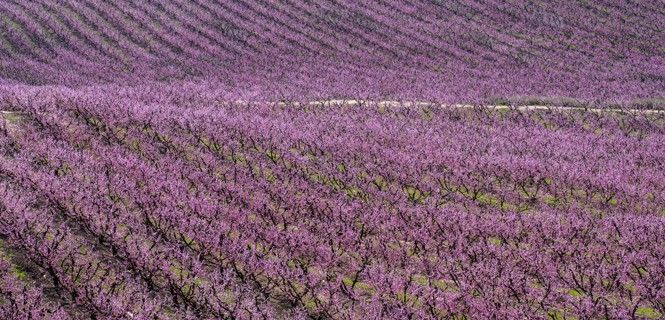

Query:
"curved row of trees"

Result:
[[0, 87, 663, 318], [0, 0, 663, 105]]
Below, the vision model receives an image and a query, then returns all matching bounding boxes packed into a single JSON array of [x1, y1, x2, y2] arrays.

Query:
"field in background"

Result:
[[0, 0, 663, 104]]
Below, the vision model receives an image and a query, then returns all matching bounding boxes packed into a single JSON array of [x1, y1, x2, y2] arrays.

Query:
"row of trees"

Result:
[[0, 88, 663, 318], [0, 0, 662, 105]]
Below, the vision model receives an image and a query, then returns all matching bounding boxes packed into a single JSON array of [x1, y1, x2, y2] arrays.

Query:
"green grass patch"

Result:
[[547, 309, 578, 320], [404, 186, 427, 204], [567, 288, 584, 298], [543, 195, 559, 206], [636, 306, 661, 319], [487, 237, 502, 246], [341, 276, 375, 294], [2, 112, 24, 124]]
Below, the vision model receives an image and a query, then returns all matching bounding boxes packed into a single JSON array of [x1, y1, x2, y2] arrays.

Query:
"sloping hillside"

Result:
[[1, 2, 665, 319], [0, 0, 663, 104]]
